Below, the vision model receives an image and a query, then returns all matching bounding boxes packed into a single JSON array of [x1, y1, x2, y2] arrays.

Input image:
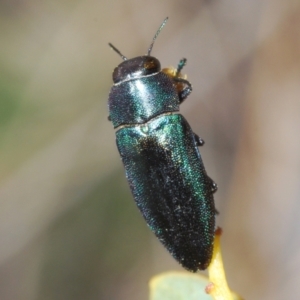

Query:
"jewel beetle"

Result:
[[107, 18, 217, 272]]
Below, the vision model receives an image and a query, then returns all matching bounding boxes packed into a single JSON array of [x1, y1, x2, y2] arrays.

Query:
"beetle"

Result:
[[107, 18, 217, 272]]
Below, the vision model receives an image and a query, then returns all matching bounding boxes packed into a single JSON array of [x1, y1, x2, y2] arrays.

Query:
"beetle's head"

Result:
[[112, 56, 160, 83], [109, 17, 167, 84]]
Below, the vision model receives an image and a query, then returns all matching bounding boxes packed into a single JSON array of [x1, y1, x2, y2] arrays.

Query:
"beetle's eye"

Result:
[[144, 60, 156, 70]]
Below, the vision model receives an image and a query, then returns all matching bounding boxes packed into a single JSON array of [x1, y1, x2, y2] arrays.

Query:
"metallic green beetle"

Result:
[[108, 18, 217, 272]]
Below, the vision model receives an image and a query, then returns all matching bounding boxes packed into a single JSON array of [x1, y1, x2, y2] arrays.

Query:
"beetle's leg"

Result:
[[195, 134, 219, 212], [207, 176, 218, 194], [175, 58, 187, 77], [174, 77, 192, 103], [194, 133, 205, 146], [173, 58, 192, 103], [108, 115, 111, 121]]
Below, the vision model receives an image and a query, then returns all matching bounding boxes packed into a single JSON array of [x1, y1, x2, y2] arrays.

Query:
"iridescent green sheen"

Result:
[[108, 72, 179, 128], [116, 114, 215, 271]]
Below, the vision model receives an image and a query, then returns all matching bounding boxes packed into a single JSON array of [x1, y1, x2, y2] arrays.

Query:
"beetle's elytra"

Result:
[[107, 18, 217, 272]]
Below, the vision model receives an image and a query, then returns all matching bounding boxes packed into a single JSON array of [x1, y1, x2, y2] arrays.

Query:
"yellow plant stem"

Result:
[[206, 228, 234, 300]]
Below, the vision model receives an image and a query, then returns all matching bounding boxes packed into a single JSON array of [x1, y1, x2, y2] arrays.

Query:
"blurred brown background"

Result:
[[1, 0, 300, 299]]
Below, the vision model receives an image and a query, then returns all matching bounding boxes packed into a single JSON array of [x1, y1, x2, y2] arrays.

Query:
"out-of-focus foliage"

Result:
[[150, 272, 213, 300]]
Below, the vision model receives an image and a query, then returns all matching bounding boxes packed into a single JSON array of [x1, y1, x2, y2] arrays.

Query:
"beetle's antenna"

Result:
[[108, 43, 128, 61], [147, 17, 168, 56]]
